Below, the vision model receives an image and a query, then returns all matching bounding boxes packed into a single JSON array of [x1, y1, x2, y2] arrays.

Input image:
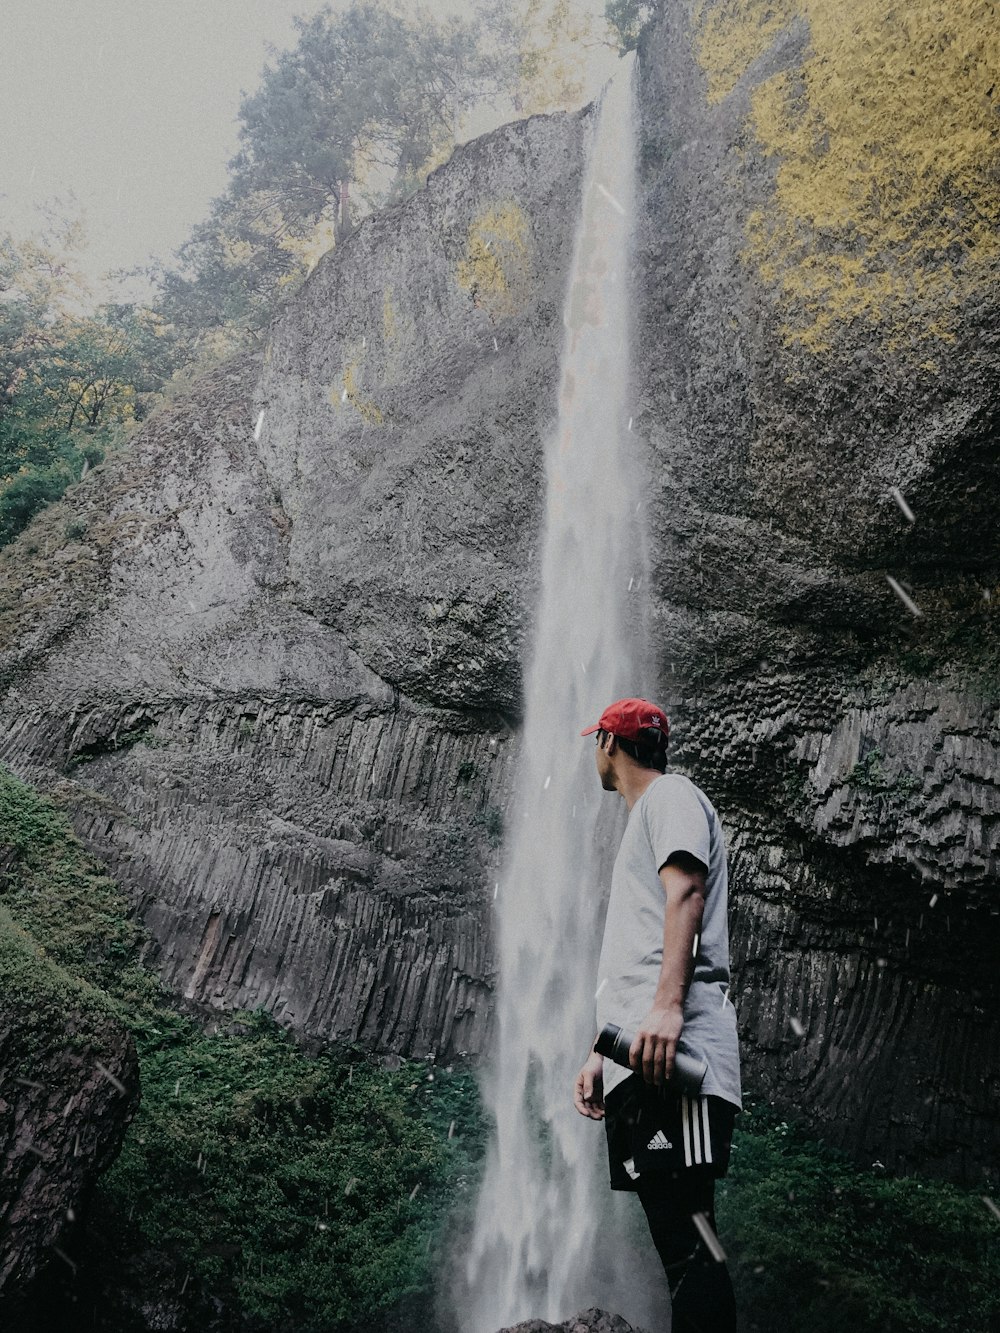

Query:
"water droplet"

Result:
[[885, 574, 923, 618], [889, 486, 916, 523]]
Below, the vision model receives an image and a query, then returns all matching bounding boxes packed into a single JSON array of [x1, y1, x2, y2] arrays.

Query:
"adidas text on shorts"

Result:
[[604, 1075, 738, 1191]]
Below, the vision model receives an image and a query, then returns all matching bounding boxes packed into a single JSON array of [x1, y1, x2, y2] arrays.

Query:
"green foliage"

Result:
[[604, 0, 654, 53], [0, 450, 86, 546], [0, 904, 123, 1076], [0, 765, 150, 999], [156, 0, 507, 352], [846, 747, 922, 802], [718, 1102, 1000, 1332], [0, 763, 484, 1329], [0, 222, 182, 546], [233, 2, 498, 224], [94, 1018, 483, 1330], [0, 765, 150, 1083]]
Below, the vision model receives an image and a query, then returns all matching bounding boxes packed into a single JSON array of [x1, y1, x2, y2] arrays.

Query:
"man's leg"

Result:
[[634, 1170, 737, 1333]]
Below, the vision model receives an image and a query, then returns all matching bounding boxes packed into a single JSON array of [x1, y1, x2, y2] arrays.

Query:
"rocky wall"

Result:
[[633, 0, 1000, 1182], [0, 108, 591, 1063]]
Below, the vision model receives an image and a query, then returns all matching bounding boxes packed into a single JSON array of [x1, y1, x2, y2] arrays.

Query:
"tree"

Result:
[[0, 220, 182, 547], [604, 0, 654, 54], [0, 212, 90, 437], [230, 1, 502, 238], [486, 0, 642, 117], [152, 192, 303, 354], [150, 1, 506, 354], [511, 0, 603, 114]]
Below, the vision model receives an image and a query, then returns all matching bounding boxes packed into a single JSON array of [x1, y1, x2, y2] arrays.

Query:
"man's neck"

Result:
[[617, 765, 663, 811]]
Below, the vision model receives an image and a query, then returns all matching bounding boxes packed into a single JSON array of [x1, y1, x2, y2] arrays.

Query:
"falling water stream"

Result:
[[461, 63, 664, 1331]]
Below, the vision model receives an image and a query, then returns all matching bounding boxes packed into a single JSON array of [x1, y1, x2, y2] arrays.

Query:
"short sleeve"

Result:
[[642, 777, 711, 874]]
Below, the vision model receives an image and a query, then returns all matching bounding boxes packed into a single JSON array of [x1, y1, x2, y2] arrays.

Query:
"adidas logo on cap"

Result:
[[646, 1130, 672, 1151]]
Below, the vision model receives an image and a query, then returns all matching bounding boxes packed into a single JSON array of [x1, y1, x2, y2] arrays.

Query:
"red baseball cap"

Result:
[[580, 697, 670, 741]]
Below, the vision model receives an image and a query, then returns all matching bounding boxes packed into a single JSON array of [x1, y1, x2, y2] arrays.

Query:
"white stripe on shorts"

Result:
[[700, 1097, 713, 1165], [681, 1094, 693, 1166], [689, 1095, 703, 1164]]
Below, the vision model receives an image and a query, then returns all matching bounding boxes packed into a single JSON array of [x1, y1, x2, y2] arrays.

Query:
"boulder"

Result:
[[0, 908, 139, 1298], [497, 1309, 637, 1333]]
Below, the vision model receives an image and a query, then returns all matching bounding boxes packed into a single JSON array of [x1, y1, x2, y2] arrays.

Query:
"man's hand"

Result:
[[629, 1004, 684, 1086], [574, 1050, 605, 1120]]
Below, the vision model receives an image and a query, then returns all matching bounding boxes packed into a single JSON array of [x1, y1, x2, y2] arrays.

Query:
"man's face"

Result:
[[595, 731, 616, 790]]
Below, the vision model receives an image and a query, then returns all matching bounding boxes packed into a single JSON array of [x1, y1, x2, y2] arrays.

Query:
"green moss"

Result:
[[0, 766, 151, 1000], [92, 1016, 483, 1330], [1, 764, 484, 1328], [846, 747, 923, 804], [0, 904, 123, 1078], [332, 358, 384, 427], [719, 1102, 1000, 1331]]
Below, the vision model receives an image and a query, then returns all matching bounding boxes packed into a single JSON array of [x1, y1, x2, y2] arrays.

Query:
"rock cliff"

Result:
[[633, 0, 1000, 1182], [1, 0, 998, 1186], [0, 109, 587, 1066]]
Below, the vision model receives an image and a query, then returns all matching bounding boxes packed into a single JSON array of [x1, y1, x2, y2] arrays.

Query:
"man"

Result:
[[573, 698, 741, 1333]]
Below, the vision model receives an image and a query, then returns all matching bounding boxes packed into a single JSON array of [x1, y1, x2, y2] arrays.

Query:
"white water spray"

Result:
[[461, 64, 658, 1331]]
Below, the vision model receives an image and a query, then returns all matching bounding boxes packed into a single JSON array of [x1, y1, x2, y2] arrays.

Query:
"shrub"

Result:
[[718, 1101, 1000, 1332]]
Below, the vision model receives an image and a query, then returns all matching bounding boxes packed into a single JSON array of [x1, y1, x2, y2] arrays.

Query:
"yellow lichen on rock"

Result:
[[330, 357, 384, 427], [455, 205, 532, 318], [694, 0, 1000, 354], [693, 0, 797, 105]]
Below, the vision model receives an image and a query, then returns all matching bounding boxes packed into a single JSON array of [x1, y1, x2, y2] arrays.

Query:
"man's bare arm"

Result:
[[630, 851, 707, 1085], [574, 1040, 605, 1120]]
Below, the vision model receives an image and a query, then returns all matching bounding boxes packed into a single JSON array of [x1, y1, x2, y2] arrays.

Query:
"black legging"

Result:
[[635, 1171, 737, 1333]]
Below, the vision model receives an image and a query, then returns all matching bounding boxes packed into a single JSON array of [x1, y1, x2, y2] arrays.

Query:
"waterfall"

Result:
[[460, 62, 663, 1332]]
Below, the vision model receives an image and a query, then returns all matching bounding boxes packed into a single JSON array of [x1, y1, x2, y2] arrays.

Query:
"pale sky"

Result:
[[2, 0, 348, 296], [1, 0, 614, 303]]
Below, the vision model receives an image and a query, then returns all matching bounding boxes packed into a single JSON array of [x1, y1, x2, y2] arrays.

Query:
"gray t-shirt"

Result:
[[595, 772, 742, 1107]]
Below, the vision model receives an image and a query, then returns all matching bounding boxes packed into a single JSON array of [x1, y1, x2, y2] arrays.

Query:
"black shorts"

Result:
[[604, 1075, 738, 1191]]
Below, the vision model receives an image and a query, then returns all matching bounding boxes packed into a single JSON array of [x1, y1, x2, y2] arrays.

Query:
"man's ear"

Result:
[[603, 733, 617, 755]]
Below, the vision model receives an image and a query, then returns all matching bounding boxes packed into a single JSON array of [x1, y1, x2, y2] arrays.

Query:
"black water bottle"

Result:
[[595, 1022, 707, 1095]]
